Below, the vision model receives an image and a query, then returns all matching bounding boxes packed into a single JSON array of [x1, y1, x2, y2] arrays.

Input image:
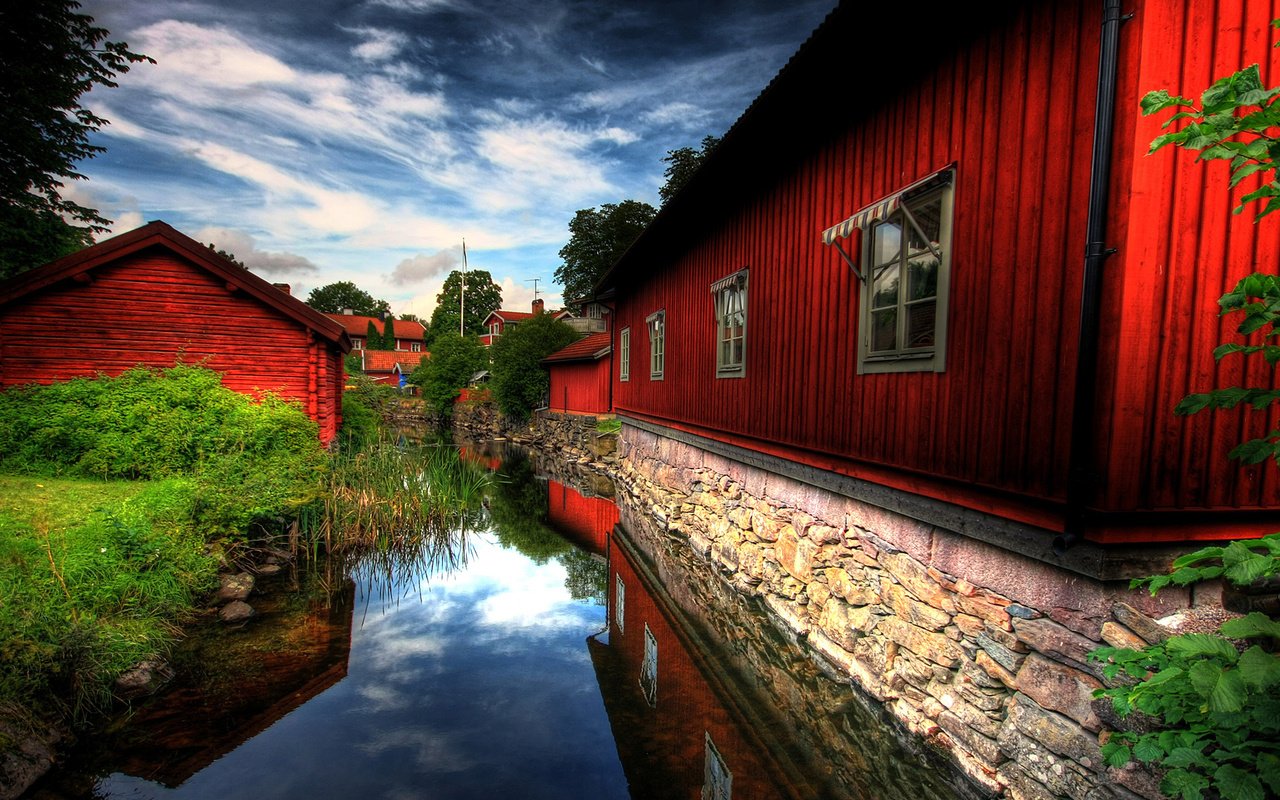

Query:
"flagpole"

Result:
[[460, 239, 467, 336]]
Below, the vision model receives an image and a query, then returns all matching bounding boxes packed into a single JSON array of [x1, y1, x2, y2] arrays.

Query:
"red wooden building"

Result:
[[0, 221, 351, 445], [598, 0, 1280, 548], [545, 477, 617, 554], [324, 311, 425, 353], [542, 331, 612, 415], [357, 349, 427, 388]]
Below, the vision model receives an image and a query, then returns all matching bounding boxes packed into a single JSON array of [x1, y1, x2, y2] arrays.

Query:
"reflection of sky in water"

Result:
[[99, 534, 626, 800]]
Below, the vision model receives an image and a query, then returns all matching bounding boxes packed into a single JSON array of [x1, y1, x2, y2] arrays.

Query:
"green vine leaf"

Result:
[[1167, 633, 1241, 662], [1220, 613, 1280, 641], [1213, 764, 1265, 800], [1236, 646, 1280, 689]]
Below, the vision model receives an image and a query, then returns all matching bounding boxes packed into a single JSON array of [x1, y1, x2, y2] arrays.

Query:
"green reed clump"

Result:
[[308, 441, 491, 555], [0, 477, 218, 724]]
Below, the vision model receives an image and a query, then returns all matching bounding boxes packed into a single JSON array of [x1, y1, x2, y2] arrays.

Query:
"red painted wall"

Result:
[[548, 359, 610, 415], [608, 0, 1280, 541], [546, 479, 617, 554], [0, 250, 346, 445]]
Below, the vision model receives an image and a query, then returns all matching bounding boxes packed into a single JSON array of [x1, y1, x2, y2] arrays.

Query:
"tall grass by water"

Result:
[[307, 441, 491, 555], [0, 477, 218, 723]]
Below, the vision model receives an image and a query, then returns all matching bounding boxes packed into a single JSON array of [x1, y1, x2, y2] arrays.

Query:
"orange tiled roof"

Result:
[[362, 350, 427, 373], [325, 313, 426, 341]]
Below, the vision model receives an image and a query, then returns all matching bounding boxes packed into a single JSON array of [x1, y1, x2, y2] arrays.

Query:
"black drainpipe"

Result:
[[1059, 0, 1126, 555]]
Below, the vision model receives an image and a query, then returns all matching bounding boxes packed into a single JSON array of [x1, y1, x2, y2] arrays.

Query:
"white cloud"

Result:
[[579, 55, 607, 75], [389, 248, 460, 285], [365, 0, 459, 12], [195, 226, 320, 275], [640, 101, 710, 128], [347, 26, 409, 61]]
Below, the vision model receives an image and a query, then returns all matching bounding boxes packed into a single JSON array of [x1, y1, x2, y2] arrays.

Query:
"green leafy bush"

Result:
[[490, 312, 578, 422], [0, 364, 326, 534], [1091, 535, 1280, 800]]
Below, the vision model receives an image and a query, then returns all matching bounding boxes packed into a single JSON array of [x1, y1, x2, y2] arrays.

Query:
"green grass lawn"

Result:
[[0, 475, 218, 722]]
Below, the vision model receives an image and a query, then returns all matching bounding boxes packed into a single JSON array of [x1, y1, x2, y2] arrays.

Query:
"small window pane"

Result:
[[870, 308, 897, 352], [906, 301, 936, 348], [873, 221, 901, 265], [907, 254, 939, 301], [872, 263, 899, 309]]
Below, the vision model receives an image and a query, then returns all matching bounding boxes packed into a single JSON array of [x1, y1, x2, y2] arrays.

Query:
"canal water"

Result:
[[27, 443, 978, 800]]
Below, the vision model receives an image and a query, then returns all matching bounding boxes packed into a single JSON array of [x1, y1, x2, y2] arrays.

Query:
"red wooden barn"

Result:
[[542, 332, 612, 415], [0, 221, 351, 445], [598, 0, 1280, 549]]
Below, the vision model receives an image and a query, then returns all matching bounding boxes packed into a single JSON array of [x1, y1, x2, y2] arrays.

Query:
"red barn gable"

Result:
[[0, 221, 351, 445]]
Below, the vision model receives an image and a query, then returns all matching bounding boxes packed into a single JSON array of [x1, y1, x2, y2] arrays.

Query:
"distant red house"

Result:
[[324, 312, 425, 352], [480, 302, 538, 347], [542, 332, 611, 415], [597, 0, 1280, 546], [358, 349, 427, 388], [0, 221, 351, 445]]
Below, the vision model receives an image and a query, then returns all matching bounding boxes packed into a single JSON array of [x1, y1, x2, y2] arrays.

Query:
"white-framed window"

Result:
[[647, 310, 665, 380], [858, 172, 953, 373], [619, 328, 631, 382], [489, 321, 500, 336], [352, 338, 364, 350], [703, 733, 732, 800], [640, 623, 658, 707], [614, 573, 626, 633], [711, 269, 747, 378], [411, 342, 422, 352]]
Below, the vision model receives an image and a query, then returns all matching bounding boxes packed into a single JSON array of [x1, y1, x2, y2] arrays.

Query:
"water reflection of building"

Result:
[[105, 579, 356, 788], [546, 478, 617, 556], [590, 525, 815, 800]]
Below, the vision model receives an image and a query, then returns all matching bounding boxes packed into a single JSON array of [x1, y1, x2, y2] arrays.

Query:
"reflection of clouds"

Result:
[[358, 727, 477, 773], [356, 683, 409, 712]]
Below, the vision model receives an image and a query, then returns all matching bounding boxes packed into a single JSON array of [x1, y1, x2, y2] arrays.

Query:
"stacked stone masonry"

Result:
[[615, 423, 1214, 800]]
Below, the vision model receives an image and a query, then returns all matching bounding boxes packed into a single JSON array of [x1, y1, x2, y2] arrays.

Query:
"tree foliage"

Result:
[[305, 281, 390, 316], [365, 321, 384, 351], [426, 269, 502, 345], [555, 200, 656, 310], [659, 135, 721, 206], [409, 333, 486, 419], [0, 1, 153, 278], [489, 312, 578, 422]]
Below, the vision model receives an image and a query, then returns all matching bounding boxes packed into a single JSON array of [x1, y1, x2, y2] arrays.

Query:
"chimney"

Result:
[[342, 308, 354, 315], [272, 283, 291, 296], [532, 298, 545, 314]]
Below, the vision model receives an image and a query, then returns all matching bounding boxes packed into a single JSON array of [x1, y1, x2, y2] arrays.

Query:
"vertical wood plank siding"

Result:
[[611, 0, 1280, 531], [548, 360, 611, 415], [0, 252, 340, 444]]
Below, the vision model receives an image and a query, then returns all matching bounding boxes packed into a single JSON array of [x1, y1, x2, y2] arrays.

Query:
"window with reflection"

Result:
[[711, 269, 747, 378], [619, 328, 630, 382], [859, 174, 953, 373], [641, 623, 658, 707], [647, 311, 665, 380]]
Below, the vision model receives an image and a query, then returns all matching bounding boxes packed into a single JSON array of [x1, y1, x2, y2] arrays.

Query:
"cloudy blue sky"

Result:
[[70, 0, 836, 319]]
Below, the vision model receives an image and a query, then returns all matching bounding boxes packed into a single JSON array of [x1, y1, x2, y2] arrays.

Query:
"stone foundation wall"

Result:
[[453, 400, 619, 468], [615, 422, 1212, 800]]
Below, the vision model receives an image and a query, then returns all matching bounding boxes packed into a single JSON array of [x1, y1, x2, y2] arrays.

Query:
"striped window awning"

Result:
[[821, 168, 954, 245]]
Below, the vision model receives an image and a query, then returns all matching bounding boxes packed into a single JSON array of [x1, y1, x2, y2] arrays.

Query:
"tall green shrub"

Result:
[[490, 312, 578, 422], [409, 332, 486, 419]]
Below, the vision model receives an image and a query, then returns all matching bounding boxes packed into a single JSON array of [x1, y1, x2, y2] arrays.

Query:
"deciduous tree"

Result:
[[490, 311, 578, 422], [305, 281, 390, 316], [659, 135, 721, 206], [555, 200, 656, 310], [0, 0, 153, 278], [409, 333, 486, 418], [426, 270, 502, 345]]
